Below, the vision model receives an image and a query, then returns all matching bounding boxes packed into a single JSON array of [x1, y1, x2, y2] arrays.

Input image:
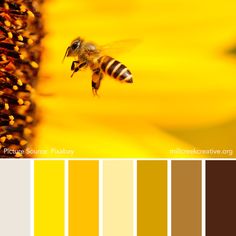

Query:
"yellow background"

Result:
[[35, 0, 236, 157]]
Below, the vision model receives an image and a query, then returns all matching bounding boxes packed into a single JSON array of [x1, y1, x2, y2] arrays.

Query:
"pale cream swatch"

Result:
[[103, 160, 133, 236]]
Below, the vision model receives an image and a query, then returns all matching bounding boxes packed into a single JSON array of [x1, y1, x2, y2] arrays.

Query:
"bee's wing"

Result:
[[99, 38, 141, 57]]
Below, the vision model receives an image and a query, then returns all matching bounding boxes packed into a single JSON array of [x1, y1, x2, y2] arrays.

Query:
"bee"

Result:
[[63, 37, 133, 95]]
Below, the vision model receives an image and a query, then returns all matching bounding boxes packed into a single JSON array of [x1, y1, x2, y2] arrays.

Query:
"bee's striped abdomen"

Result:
[[98, 56, 133, 83]]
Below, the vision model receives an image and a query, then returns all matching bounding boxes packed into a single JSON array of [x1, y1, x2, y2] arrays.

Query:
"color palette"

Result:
[[0, 160, 236, 236]]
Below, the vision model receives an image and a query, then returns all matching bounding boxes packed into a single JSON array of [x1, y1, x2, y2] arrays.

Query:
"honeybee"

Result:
[[63, 37, 133, 95]]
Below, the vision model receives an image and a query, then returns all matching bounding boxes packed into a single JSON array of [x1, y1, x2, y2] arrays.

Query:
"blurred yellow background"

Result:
[[35, 0, 236, 157]]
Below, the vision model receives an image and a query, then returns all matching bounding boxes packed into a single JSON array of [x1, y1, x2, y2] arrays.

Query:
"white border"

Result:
[[4, 157, 233, 160], [202, 160, 206, 236], [133, 160, 137, 236], [64, 160, 69, 236], [19, 158, 236, 160], [30, 160, 34, 236], [167, 160, 172, 236], [99, 160, 103, 236]]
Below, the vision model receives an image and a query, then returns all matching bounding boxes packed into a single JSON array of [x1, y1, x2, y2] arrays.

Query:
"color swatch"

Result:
[[103, 160, 134, 236], [206, 161, 236, 236], [0, 160, 31, 236], [34, 161, 64, 236], [137, 161, 167, 236], [69, 161, 99, 236], [172, 161, 201, 236]]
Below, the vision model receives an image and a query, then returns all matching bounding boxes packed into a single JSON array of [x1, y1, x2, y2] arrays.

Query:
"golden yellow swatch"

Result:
[[137, 161, 167, 236], [69, 161, 99, 236], [34, 161, 64, 236]]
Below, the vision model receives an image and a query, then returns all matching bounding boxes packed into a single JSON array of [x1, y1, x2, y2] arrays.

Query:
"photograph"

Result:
[[0, 0, 235, 157]]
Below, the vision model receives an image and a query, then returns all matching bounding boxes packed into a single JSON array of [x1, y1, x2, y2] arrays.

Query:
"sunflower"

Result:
[[0, 0, 43, 157]]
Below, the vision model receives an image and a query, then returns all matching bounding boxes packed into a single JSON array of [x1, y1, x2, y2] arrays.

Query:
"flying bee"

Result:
[[63, 37, 133, 95]]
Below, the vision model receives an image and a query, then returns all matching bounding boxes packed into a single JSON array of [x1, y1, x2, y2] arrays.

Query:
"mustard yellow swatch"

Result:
[[69, 161, 99, 236], [138, 161, 167, 236], [34, 161, 64, 236]]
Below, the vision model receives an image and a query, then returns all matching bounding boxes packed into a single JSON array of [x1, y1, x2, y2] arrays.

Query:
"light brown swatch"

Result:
[[172, 161, 201, 236]]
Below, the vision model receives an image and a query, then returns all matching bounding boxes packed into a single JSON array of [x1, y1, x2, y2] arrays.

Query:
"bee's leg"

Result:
[[71, 62, 87, 78], [71, 60, 80, 71], [70, 66, 80, 78], [92, 69, 103, 96]]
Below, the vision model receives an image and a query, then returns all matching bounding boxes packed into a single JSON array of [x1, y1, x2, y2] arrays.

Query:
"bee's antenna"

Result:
[[62, 47, 70, 63]]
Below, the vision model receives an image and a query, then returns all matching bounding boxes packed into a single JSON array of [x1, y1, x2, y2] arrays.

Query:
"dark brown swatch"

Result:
[[206, 161, 236, 236]]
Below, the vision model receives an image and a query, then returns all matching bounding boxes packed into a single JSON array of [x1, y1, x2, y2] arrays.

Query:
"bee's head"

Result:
[[62, 37, 83, 62]]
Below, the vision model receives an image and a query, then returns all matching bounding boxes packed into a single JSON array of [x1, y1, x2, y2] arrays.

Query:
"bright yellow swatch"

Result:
[[34, 161, 64, 236], [69, 161, 99, 236]]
